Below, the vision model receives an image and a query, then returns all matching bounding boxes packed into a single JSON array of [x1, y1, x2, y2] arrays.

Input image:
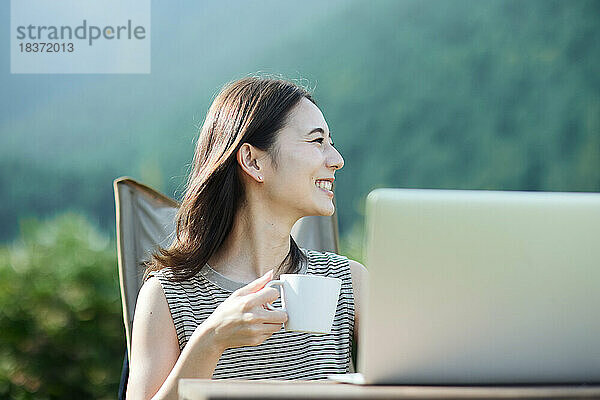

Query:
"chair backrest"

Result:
[[114, 177, 340, 359]]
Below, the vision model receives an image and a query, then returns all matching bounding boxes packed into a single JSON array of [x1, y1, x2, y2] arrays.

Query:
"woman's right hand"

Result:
[[199, 269, 288, 351]]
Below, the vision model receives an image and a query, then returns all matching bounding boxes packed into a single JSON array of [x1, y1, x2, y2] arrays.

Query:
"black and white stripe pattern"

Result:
[[151, 248, 355, 380]]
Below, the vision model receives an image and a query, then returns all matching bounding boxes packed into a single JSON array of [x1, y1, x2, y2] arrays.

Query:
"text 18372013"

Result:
[[19, 42, 74, 53]]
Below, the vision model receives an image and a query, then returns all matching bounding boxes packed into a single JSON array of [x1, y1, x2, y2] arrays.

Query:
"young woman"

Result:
[[126, 76, 368, 400]]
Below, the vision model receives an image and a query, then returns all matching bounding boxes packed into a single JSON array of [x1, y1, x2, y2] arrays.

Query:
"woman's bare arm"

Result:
[[127, 270, 287, 400], [126, 277, 179, 399], [126, 277, 224, 400]]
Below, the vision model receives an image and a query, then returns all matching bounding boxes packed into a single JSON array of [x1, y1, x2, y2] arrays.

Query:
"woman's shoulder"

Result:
[[302, 247, 348, 265], [136, 275, 170, 316], [143, 267, 191, 296], [302, 247, 362, 264], [302, 248, 368, 280], [145, 266, 189, 284], [302, 248, 363, 275]]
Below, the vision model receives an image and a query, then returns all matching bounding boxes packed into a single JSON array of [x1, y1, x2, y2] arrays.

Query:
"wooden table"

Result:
[[179, 379, 600, 399]]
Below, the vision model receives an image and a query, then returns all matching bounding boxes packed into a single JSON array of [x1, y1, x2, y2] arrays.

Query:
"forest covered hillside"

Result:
[[1, 0, 598, 245]]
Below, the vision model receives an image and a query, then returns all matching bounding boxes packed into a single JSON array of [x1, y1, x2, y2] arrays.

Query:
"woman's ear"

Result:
[[236, 143, 265, 183]]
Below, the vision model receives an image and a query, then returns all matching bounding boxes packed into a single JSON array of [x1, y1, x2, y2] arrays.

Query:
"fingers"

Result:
[[253, 320, 285, 336], [246, 285, 281, 309], [254, 308, 288, 325], [235, 269, 273, 296]]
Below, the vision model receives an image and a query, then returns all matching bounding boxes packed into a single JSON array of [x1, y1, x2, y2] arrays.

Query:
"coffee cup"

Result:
[[265, 274, 342, 334]]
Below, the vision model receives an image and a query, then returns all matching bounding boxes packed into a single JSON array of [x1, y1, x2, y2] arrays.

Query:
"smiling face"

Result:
[[261, 97, 345, 219]]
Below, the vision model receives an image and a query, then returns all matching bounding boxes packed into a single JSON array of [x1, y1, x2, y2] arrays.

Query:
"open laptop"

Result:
[[331, 188, 600, 385]]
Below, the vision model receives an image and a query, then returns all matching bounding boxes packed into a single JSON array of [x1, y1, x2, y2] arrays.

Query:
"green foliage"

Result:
[[0, 158, 119, 242], [294, 0, 600, 235], [0, 213, 123, 400], [2, 1, 599, 245], [339, 222, 365, 265]]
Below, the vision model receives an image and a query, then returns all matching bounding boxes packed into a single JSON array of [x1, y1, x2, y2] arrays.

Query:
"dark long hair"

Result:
[[144, 76, 312, 281]]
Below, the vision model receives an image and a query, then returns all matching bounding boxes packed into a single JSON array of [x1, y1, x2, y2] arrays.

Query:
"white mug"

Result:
[[265, 274, 342, 334]]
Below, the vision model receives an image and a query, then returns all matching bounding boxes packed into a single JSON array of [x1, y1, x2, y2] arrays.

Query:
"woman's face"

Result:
[[262, 97, 344, 218]]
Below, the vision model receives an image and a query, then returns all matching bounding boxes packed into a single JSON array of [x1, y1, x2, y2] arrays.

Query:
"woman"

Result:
[[126, 76, 368, 400]]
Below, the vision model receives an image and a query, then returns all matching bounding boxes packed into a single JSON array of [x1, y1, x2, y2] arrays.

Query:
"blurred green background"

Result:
[[1, 0, 599, 398]]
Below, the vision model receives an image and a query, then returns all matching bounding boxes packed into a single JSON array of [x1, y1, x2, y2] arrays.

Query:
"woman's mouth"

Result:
[[315, 180, 334, 197]]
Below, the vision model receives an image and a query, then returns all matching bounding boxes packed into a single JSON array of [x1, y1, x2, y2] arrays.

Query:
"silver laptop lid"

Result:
[[359, 188, 600, 384]]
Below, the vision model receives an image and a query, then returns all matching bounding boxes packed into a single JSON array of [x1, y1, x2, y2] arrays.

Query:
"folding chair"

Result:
[[113, 176, 340, 398]]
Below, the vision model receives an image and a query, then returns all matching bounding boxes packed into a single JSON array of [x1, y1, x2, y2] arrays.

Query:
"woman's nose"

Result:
[[327, 145, 344, 170]]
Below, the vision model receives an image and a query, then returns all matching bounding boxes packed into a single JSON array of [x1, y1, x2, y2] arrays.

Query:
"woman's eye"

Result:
[[310, 138, 335, 146]]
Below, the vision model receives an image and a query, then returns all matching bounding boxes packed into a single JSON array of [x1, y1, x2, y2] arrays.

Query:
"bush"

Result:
[[0, 213, 124, 399]]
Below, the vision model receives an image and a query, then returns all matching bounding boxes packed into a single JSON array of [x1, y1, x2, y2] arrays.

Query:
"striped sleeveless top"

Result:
[[151, 248, 355, 380]]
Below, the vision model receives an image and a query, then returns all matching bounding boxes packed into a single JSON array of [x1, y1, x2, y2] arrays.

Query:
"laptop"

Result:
[[330, 188, 600, 385]]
